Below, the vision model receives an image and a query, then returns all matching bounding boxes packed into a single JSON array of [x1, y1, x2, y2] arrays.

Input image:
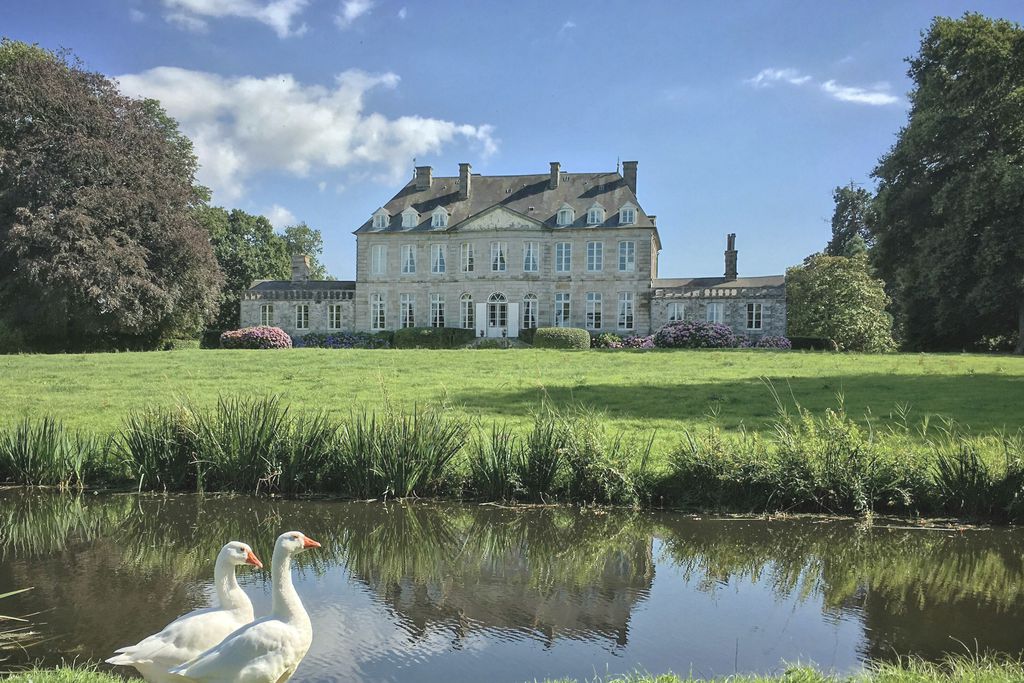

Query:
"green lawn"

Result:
[[1, 349, 1021, 446]]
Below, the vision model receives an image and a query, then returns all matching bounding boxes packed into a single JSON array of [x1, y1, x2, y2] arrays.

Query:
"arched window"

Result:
[[618, 202, 637, 225], [587, 202, 605, 225], [488, 292, 507, 303], [372, 208, 390, 229], [431, 206, 449, 228], [401, 207, 419, 228], [487, 292, 507, 329], [556, 203, 575, 226], [460, 293, 474, 329], [522, 293, 538, 329]]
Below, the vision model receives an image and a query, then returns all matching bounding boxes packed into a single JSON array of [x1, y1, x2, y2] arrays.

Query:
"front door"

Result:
[[487, 301, 507, 337]]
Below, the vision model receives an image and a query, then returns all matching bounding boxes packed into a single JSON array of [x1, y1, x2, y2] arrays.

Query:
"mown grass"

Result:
[[0, 349, 1021, 446]]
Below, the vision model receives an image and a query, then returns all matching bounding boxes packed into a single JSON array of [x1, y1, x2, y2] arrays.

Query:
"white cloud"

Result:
[[335, 0, 373, 28], [317, 181, 327, 192], [129, 8, 146, 22], [162, 0, 309, 38], [265, 204, 297, 228], [558, 19, 576, 36], [746, 67, 812, 88], [397, 6, 407, 20], [116, 67, 499, 202], [820, 79, 899, 106]]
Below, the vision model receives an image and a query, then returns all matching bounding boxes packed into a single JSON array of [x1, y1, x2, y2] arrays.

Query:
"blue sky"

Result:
[[7, 1, 1024, 279]]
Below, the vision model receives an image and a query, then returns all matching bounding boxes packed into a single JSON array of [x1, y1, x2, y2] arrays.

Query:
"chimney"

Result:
[[622, 160, 638, 194], [415, 165, 432, 190], [291, 254, 310, 283], [724, 233, 738, 280], [459, 162, 472, 200], [549, 161, 560, 190]]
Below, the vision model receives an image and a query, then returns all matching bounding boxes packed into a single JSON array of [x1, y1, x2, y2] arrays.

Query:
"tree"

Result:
[[872, 14, 1024, 353], [826, 183, 873, 258], [0, 40, 222, 349], [786, 254, 896, 352], [283, 223, 330, 280]]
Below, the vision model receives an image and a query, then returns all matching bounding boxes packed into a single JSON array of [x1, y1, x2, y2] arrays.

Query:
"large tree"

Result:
[[283, 223, 330, 280], [826, 183, 873, 258], [0, 40, 222, 349], [787, 254, 896, 353], [872, 14, 1024, 353]]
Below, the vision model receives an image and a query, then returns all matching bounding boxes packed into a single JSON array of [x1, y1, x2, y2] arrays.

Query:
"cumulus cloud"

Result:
[[335, 0, 373, 28], [746, 67, 812, 88], [161, 0, 309, 38], [265, 204, 297, 228], [746, 66, 900, 106], [116, 67, 498, 202]]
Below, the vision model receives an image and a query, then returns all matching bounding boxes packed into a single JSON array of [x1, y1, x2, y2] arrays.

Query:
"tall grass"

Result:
[[0, 417, 97, 489]]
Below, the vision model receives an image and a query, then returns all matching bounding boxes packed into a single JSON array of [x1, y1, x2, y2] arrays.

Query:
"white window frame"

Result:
[[555, 242, 571, 273], [490, 241, 507, 272], [523, 294, 537, 329], [401, 208, 418, 228], [371, 294, 386, 331], [372, 210, 389, 229], [554, 292, 571, 327], [587, 205, 604, 225], [430, 293, 445, 328], [618, 292, 635, 330], [667, 302, 684, 322], [586, 241, 603, 272], [328, 304, 343, 330], [618, 240, 636, 272], [431, 207, 448, 228], [523, 241, 539, 272], [260, 304, 274, 326], [295, 304, 309, 330], [586, 292, 602, 329], [746, 303, 763, 330], [557, 206, 574, 226], [619, 206, 636, 225], [460, 293, 474, 329], [401, 244, 416, 274], [400, 293, 415, 328], [706, 303, 724, 324], [461, 242, 474, 273], [371, 244, 387, 275], [431, 244, 446, 274]]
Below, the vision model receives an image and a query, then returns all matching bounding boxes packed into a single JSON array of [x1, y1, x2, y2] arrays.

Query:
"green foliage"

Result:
[[786, 254, 896, 352], [826, 183, 874, 257], [533, 327, 591, 349], [392, 326, 475, 349], [161, 338, 201, 351], [518, 327, 538, 345], [282, 223, 330, 280], [0, 417, 97, 488], [871, 14, 1024, 353], [468, 423, 522, 499]]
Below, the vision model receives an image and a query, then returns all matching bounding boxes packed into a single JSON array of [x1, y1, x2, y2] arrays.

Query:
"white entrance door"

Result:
[[486, 292, 508, 338]]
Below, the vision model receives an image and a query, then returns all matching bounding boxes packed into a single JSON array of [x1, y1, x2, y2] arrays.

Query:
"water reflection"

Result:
[[0, 491, 1022, 681]]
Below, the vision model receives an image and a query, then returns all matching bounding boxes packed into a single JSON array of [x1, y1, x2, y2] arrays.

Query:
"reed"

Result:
[[0, 417, 93, 489]]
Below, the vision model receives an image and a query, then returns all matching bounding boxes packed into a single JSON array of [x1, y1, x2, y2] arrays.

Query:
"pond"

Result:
[[1, 491, 1022, 682]]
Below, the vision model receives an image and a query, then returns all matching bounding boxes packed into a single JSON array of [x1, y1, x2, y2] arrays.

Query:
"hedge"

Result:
[[518, 327, 538, 345], [392, 327, 475, 349], [533, 327, 591, 349], [789, 336, 838, 351], [161, 338, 201, 351]]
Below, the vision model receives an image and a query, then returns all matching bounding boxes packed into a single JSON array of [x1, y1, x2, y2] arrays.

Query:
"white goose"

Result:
[[107, 541, 263, 683], [169, 531, 322, 683]]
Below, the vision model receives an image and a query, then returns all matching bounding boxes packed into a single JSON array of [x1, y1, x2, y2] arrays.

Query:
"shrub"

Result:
[[736, 335, 793, 350], [220, 326, 292, 349], [468, 424, 522, 500], [392, 327, 475, 349], [592, 333, 623, 349], [519, 408, 567, 499], [533, 327, 590, 349], [162, 338, 201, 351], [789, 336, 837, 351], [560, 407, 654, 505], [622, 334, 655, 349], [654, 320, 736, 349], [295, 332, 390, 349], [0, 417, 95, 489], [518, 327, 538, 345]]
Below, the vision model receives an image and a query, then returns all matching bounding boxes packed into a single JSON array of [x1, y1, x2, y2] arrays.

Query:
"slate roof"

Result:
[[653, 275, 785, 289], [355, 171, 656, 234], [248, 280, 355, 291]]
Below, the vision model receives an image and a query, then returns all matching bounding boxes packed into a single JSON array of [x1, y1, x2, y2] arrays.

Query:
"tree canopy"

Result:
[[872, 13, 1024, 353], [0, 40, 222, 349], [826, 183, 873, 258]]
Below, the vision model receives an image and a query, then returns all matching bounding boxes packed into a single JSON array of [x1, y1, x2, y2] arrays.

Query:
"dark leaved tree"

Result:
[[826, 182, 874, 258]]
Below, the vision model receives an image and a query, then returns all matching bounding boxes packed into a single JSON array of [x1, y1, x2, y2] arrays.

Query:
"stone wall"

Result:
[[650, 288, 787, 338], [240, 290, 355, 338]]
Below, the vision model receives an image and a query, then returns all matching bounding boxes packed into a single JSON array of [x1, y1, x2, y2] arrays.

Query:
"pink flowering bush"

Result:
[[653, 321, 736, 349], [621, 335, 655, 349], [220, 326, 292, 349]]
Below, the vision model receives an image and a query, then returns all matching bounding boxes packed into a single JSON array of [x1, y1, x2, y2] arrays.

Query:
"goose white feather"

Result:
[[106, 541, 263, 683], [170, 531, 322, 683]]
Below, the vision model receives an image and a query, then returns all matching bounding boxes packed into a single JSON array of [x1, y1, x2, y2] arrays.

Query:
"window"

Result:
[[586, 292, 602, 329], [746, 303, 763, 330], [618, 241, 636, 272], [295, 304, 309, 330], [260, 304, 274, 326], [557, 205, 574, 226], [431, 244, 446, 274], [490, 241, 507, 272], [488, 291, 507, 328], [523, 241, 539, 272], [329, 304, 343, 330], [461, 242, 475, 272], [431, 207, 448, 228], [371, 294, 386, 331], [401, 244, 416, 274], [460, 293, 474, 329], [555, 242, 571, 273], [706, 303, 723, 324], [618, 292, 635, 330], [372, 210, 389, 229], [587, 204, 604, 225], [586, 241, 603, 272], [400, 293, 415, 328], [401, 208, 418, 228], [667, 302, 684, 322], [619, 206, 636, 225], [554, 292, 571, 327], [430, 294, 445, 327], [370, 244, 387, 275], [523, 294, 537, 329]]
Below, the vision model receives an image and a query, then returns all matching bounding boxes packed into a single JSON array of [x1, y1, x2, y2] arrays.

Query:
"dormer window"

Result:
[[372, 208, 390, 229], [431, 206, 449, 228], [556, 203, 575, 226], [619, 203, 637, 225], [401, 207, 419, 228], [587, 203, 605, 225]]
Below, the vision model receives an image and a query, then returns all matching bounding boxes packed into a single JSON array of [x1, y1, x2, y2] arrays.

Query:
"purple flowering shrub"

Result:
[[220, 326, 292, 349], [653, 321, 736, 349], [754, 335, 792, 349], [621, 335, 655, 349], [295, 332, 390, 349]]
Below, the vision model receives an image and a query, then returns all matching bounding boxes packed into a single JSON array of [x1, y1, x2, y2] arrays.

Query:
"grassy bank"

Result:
[[0, 349, 1022, 443]]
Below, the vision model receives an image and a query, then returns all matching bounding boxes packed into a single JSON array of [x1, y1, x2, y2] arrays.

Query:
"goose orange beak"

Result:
[[302, 536, 321, 549], [246, 549, 264, 569]]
